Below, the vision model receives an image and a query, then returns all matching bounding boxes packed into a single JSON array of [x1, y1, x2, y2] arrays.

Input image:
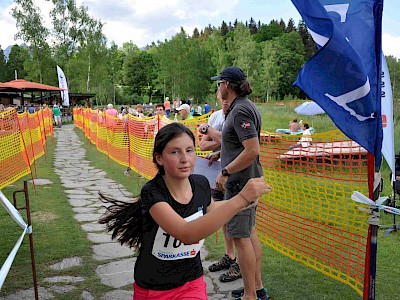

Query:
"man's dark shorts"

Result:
[[225, 179, 256, 238]]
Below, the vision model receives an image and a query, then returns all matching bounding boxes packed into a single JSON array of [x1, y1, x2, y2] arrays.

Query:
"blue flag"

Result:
[[291, 0, 383, 168]]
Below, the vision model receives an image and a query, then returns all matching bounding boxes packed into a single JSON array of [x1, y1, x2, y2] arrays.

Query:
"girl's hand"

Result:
[[239, 177, 272, 205]]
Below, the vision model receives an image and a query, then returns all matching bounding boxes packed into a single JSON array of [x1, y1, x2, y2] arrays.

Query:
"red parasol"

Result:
[[0, 79, 64, 92]]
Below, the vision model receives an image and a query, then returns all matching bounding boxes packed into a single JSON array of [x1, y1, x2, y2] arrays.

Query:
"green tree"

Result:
[[253, 21, 285, 43], [272, 31, 306, 98], [23, 44, 57, 85], [248, 17, 258, 34], [107, 42, 125, 103], [154, 27, 212, 101], [256, 41, 281, 102], [185, 38, 213, 101], [221, 21, 229, 36], [6, 45, 29, 80], [201, 25, 213, 42], [286, 18, 296, 33], [0, 47, 7, 82], [226, 23, 259, 86], [279, 19, 286, 32], [298, 20, 317, 59], [205, 28, 230, 80], [12, 0, 50, 83], [192, 28, 200, 39], [68, 4, 108, 99], [386, 55, 400, 101], [155, 28, 189, 99], [48, 0, 82, 68], [123, 48, 155, 100]]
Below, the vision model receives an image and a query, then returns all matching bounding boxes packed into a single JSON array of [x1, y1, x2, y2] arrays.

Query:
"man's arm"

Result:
[[224, 136, 260, 174], [199, 133, 219, 151], [206, 127, 222, 145], [215, 137, 260, 191], [198, 125, 222, 151]]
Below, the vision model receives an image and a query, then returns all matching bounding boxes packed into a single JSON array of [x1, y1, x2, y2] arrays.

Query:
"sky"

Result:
[[0, 0, 399, 59]]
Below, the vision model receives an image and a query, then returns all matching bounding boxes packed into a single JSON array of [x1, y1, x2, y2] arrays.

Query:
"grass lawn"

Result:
[[0, 102, 399, 299]]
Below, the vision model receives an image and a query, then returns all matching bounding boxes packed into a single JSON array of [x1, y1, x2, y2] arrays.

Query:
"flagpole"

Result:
[[363, 153, 380, 300]]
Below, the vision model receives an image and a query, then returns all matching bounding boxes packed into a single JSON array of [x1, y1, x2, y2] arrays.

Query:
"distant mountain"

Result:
[[3, 44, 27, 61]]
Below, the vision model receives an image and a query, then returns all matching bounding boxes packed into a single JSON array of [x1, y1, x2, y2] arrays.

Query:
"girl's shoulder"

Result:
[[142, 174, 164, 192], [190, 174, 211, 191], [190, 173, 208, 182]]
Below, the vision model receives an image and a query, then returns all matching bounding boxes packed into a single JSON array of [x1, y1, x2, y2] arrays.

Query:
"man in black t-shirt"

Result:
[[212, 66, 271, 300]]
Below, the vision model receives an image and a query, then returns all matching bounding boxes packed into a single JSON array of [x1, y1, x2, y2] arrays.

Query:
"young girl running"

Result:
[[99, 122, 272, 299]]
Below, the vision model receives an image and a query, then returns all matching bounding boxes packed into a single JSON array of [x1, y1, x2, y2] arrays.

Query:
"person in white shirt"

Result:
[[289, 123, 312, 149]]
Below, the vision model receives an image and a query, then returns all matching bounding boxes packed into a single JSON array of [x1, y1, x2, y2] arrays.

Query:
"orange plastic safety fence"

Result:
[[74, 108, 370, 296], [73, 108, 213, 179], [258, 130, 369, 295], [0, 108, 53, 190]]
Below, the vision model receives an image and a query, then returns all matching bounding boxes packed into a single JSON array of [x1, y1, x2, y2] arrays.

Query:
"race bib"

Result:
[[151, 210, 204, 260]]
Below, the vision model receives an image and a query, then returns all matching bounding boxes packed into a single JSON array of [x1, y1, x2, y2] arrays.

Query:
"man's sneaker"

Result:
[[219, 262, 242, 282], [208, 254, 235, 272], [124, 170, 130, 176], [232, 287, 272, 300]]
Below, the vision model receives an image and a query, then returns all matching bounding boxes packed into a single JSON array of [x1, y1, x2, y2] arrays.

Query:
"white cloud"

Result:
[[382, 33, 400, 59], [0, 2, 20, 48]]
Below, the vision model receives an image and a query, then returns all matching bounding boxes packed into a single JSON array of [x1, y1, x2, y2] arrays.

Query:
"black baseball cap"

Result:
[[211, 66, 246, 83]]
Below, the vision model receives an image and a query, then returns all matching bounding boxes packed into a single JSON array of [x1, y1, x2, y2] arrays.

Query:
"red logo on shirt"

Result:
[[241, 122, 250, 129]]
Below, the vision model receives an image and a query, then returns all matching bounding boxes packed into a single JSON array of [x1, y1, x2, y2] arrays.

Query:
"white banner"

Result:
[[381, 53, 395, 181], [0, 191, 29, 289], [57, 65, 70, 107]]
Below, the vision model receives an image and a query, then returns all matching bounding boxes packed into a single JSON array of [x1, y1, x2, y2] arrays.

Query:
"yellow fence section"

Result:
[[74, 107, 370, 296], [0, 108, 53, 190]]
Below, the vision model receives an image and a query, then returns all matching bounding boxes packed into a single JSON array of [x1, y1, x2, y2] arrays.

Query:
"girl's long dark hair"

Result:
[[98, 192, 143, 248]]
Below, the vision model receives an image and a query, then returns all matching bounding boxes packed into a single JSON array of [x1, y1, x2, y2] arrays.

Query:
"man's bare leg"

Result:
[[234, 237, 257, 299], [251, 229, 263, 289]]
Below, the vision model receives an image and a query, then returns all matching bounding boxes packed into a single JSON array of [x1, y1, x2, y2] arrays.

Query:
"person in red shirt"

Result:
[[164, 97, 171, 118]]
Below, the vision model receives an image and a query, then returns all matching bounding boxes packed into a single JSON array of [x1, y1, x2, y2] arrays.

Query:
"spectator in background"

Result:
[[127, 105, 139, 117], [164, 97, 171, 118], [28, 105, 35, 114], [196, 103, 202, 116], [136, 104, 145, 118], [176, 104, 193, 121], [147, 109, 155, 117], [155, 104, 169, 119], [289, 123, 312, 149], [193, 103, 202, 117], [118, 107, 128, 120], [105, 103, 118, 117], [289, 118, 301, 133], [173, 97, 181, 113], [53, 103, 62, 128], [204, 101, 211, 114]]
